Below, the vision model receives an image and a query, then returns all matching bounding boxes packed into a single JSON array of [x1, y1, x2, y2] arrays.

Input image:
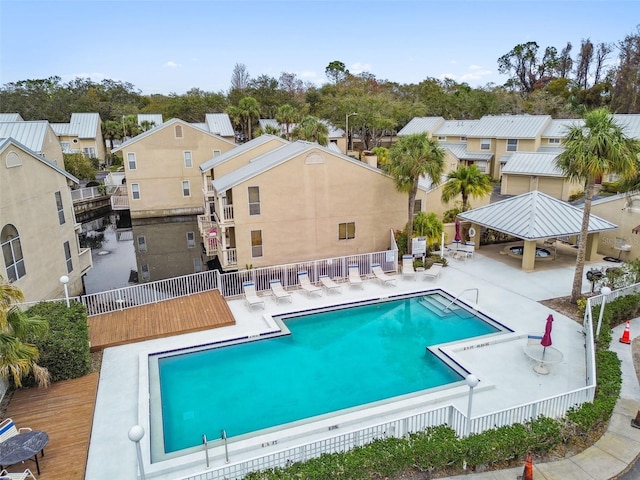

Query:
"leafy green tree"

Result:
[[292, 116, 329, 146], [238, 97, 261, 140], [0, 277, 50, 388], [387, 133, 445, 253], [64, 153, 97, 180], [325, 60, 349, 83], [440, 165, 493, 212], [413, 212, 443, 250], [276, 103, 300, 141], [555, 108, 640, 303]]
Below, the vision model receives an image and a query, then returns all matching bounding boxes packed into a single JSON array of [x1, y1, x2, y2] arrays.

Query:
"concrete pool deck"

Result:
[[85, 249, 640, 479]]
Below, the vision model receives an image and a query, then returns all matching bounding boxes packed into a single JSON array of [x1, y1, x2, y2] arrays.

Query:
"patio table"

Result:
[[0, 430, 48, 475], [523, 343, 564, 375]]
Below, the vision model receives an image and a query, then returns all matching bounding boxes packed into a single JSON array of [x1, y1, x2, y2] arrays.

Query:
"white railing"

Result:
[[178, 384, 595, 480], [221, 204, 234, 223], [80, 250, 397, 316], [110, 195, 129, 210], [71, 186, 104, 202], [78, 247, 93, 274]]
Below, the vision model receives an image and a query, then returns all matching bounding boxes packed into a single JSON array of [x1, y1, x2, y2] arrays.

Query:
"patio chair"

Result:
[[0, 469, 37, 480], [269, 279, 293, 303], [297, 271, 322, 297], [242, 282, 265, 310], [401, 255, 416, 280], [371, 264, 397, 286], [423, 262, 443, 280], [0, 419, 31, 444], [319, 275, 342, 294], [456, 242, 475, 260], [348, 264, 364, 289]]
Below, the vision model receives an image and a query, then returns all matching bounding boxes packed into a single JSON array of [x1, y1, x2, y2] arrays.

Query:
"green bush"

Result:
[[26, 301, 91, 382]]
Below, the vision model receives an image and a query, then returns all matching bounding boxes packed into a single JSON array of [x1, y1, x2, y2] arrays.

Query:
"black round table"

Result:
[[0, 430, 48, 475]]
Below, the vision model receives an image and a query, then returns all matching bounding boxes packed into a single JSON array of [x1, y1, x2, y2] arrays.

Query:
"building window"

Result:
[[60, 142, 70, 152], [184, 151, 192, 168], [83, 147, 96, 157], [175, 125, 183, 138], [213, 150, 221, 157], [182, 180, 191, 197], [549, 138, 561, 144], [506, 139, 518, 152], [141, 263, 150, 281], [131, 183, 140, 200], [1, 224, 25, 281], [55, 191, 65, 225], [437, 136, 446, 141], [413, 199, 422, 215], [251, 230, 263, 257], [248, 186, 261, 215], [127, 153, 136, 170], [63, 241, 73, 273], [186, 231, 196, 248], [137, 235, 147, 252], [194, 257, 203, 273], [460, 136, 467, 142], [480, 138, 491, 150], [338, 222, 356, 240]]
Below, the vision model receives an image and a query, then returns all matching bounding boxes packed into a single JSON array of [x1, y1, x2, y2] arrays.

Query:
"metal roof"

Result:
[[541, 119, 583, 138], [191, 123, 208, 131], [537, 146, 565, 154], [0, 113, 23, 122], [458, 190, 617, 240], [398, 117, 445, 136], [501, 152, 563, 177], [51, 113, 101, 139], [138, 114, 163, 128], [0, 137, 79, 184], [612, 114, 640, 139], [443, 143, 493, 161], [199, 134, 287, 171], [0, 121, 51, 152], [205, 113, 235, 137], [469, 115, 551, 139], [434, 119, 479, 136]]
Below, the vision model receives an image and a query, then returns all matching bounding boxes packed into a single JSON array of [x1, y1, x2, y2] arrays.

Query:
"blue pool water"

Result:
[[155, 293, 501, 454]]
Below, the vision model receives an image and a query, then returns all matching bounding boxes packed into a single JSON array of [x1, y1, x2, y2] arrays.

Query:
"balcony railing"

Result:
[[71, 186, 105, 203], [78, 247, 93, 274], [111, 195, 129, 210]]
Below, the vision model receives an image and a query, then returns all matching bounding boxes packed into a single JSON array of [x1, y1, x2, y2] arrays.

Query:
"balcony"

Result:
[[78, 247, 93, 275]]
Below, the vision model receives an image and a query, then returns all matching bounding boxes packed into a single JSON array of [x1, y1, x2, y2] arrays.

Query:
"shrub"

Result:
[[26, 301, 91, 382]]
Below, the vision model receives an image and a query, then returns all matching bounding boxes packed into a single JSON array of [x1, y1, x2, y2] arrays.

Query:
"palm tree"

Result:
[[238, 97, 261, 140], [441, 165, 493, 212], [101, 120, 123, 151], [387, 133, 445, 253], [275, 104, 300, 141], [413, 212, 443, 251], [555, 108, 640, 303], [292, 116, 329, 146], [0, 277, 50, 387]]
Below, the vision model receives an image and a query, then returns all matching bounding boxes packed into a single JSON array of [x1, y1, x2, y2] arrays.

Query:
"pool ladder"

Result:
[[443, 288, 479, 313], [203, 430, 230, 468]]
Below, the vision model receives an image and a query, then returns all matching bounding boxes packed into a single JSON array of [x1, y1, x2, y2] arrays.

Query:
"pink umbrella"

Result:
[[454, 219, 462, 243], [541, 314, 553, 359]]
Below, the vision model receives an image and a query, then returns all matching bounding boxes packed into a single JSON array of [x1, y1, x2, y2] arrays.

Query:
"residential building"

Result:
[[0, 138, 92, 301], [112, 118, 236, 219], [0, 120, 64, 165], [51, 112, 106, 160], [258, 119, 346, 153]]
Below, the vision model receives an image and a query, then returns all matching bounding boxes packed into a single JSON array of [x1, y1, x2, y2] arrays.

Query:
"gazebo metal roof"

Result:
[[457, 190, 618, 240]]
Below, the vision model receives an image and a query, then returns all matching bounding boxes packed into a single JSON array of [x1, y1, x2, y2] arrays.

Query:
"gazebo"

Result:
[[457, 190, 618, 271]]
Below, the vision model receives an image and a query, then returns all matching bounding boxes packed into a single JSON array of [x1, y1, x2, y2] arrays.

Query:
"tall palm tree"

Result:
[[555, 108, 640, 303], [275, 104, 300, 141], [238, 97, 261, 140], [387, 133, 445, 253], [292, 116, 329, 146], [441, 165, 493, 212], [101, 120, 123, 151], [0, 277, 50, 387]]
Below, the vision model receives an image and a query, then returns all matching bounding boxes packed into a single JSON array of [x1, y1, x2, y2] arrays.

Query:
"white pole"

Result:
[[465, 374, 479, 436], [441, 231, 445, 259], [128, 425, 146, 480], [59, 275, 70, 308], [596, 286, 612, 337]]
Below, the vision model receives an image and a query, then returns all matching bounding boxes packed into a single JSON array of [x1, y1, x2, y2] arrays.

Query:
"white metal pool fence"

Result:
[[80, 249, 398, 316]]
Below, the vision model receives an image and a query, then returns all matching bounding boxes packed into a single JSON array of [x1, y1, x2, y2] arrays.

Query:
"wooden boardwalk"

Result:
[[88, 289, 236, 351], [3, 373, 99, 480]]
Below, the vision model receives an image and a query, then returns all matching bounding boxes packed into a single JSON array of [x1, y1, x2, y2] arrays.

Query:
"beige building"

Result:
[[0, 120, 64, 166], [112, 118, 236, 219], [0, 138, 92, 301], [591, 193, 640, 262], [51, 113, 106, 160], [199, 139, 440, 271]]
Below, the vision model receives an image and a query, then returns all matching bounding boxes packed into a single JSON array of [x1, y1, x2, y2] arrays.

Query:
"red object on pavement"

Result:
[[620, 320, 631, 344]]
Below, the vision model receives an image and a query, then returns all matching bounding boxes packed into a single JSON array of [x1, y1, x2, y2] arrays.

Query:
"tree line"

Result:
[[1, 26, 639, 150]]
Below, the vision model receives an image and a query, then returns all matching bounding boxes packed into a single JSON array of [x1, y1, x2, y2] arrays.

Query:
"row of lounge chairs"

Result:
[[402, 255, 443, 280]]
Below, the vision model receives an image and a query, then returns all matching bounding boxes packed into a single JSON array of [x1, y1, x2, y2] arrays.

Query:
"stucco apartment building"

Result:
[[51, 112, 106, 160], [0, 138, 92, 301]]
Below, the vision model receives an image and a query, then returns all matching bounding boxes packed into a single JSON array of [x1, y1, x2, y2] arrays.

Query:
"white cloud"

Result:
[[349, 62, 372, 74], [449, 60, 458, 65], [163, 61, 181, 68], [460, 67, 492, 81]]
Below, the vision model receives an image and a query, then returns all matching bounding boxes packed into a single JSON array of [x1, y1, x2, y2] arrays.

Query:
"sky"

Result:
[[1, 0, 639, 96]]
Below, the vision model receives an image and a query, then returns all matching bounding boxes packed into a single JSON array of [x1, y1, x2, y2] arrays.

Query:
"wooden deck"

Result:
[[3, 373, 99, 480], [88, 290, 236, 351]]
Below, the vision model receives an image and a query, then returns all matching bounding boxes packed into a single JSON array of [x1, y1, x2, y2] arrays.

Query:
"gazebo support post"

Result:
[[522, 240, 537, 272], [585, 232, 599, 261]]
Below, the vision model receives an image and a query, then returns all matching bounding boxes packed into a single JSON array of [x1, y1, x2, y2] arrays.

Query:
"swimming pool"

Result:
[[149, 291, 508, 461]]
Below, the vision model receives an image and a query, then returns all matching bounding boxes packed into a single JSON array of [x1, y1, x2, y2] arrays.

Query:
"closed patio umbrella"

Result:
[[454, 219, 461, 243], [541, 314, 553, 359]]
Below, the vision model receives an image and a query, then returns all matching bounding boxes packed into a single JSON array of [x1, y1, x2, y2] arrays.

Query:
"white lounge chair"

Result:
[[348, 264, 364, 289], [242, 282, 265, 310], [319, 275, 342, 294], [401, 255, 416, 280], [297, 271, 322, 297], [423, 262, 443, 280], [269, 279, 293, 303], [455, 242, 475, 260], [371, 264, 397, 286], [0, 469, 37, 480], [0, 419, 31, 443]]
